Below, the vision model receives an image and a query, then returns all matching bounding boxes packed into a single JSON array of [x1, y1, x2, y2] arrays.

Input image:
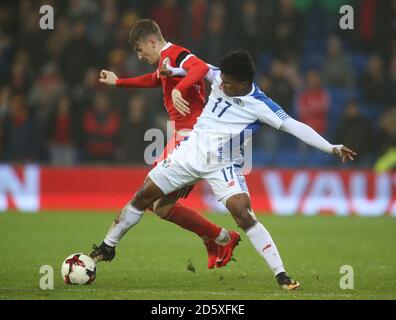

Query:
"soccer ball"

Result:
[[61, 253, 96, 285]]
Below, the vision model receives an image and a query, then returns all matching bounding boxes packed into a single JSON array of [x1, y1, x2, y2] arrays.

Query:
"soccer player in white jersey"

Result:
[[94, 50, 356, 290]]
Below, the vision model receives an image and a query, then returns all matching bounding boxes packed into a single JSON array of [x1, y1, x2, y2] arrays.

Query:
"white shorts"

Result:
[[148, 148, 249, 206]]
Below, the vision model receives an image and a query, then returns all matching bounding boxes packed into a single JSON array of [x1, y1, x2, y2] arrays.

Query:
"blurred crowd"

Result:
[[0, 0, 395, 169]]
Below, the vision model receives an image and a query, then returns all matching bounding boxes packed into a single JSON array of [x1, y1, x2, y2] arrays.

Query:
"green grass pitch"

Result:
[[0, 211, 395, 300]]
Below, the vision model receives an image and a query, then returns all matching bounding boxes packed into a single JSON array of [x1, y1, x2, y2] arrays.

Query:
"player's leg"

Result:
[[152, 191, 233, 269], [206, 165, 300, 290], [91, 151, 199, 263], [90, 175, 166, 263], [225, 193, 299, 290], [150, 131, 233, 268]]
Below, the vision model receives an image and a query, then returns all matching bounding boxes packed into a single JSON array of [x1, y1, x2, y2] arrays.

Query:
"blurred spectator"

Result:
[[236, 0, 262, 61], [17, 5, 48, 72], [28, 62, 66, 122], [0, 0, 393, 168], [271, 0, 303, 58], [0, 2, 16, 34], [73, 67, 100, 110], [357, 0, 382, 51], [46, 95, 75, 166], [0, 86, 11, 160], [60, 20, 95, 85], [376, 107, 396, 154], [334, 100, 374, 166], [265, 60, 295, 113], [92, 2, 123, 64], [117, 93, 151, 164], [1, 93, 38, 162], [83, 92, 120, 162], [72, 68, 101, 149], [112, 13, 136, 52], [182, 0, 208, 50], [107, 49, 128, 77], [296, 70, 330, 136], [385, 54, 396, 108], [0, 29, 13, 84], [67, 0, 98, 20], [372, 0, 396, 60], [360, 54, 386, 106], [47, 17, 71, 62], [150, 0, 182, 43], [200, 1, 229, 64], [374, 107, 396, 172], [321, 35, 355, 88], [0, 86, 10, 117], [9, 51, 32, 93]]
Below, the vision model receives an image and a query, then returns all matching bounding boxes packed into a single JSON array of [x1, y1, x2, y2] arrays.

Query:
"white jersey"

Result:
[[150, 66, 339, 203], [178, 68, 290, 169]]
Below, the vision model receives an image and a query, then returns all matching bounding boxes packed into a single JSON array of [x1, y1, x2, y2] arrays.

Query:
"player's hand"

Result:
[[172, 89, 190, 116], [159, 57, 172, 77], [332, 145, 357, 163], [159, 64, 172, 77], [99, 70, 118, 85]]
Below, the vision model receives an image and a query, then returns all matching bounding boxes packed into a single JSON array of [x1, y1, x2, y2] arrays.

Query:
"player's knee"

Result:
[[232, 207, 256, 231], [131, 187, 149, 209], [226, 195, 256, 231], [153, 202, 172, 219], [132, 185, 154, 210], [131, 177, 164, 210]]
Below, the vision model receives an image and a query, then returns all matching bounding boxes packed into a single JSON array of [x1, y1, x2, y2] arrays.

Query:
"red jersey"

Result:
[[115, 42, 209, 164], [157, 42, 206, 132]]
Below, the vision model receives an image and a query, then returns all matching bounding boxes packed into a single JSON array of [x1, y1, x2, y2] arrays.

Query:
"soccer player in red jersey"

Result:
[[90, 19, 240, 269]]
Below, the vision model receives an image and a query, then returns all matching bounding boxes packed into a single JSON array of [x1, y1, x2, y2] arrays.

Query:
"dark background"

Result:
[[0, 0, 395, 168]]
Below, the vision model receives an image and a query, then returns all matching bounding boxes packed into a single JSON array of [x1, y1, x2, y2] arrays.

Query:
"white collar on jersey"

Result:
[[247, 84, 255, 96], [160, 42, 173, 54]]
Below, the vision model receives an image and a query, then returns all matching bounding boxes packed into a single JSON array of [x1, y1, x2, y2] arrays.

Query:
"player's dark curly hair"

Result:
[[129, 19, 164, 46], [219, 49, 256, 83]]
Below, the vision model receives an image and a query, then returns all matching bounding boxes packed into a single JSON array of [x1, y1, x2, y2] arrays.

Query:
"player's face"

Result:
[[220, 73, 249, 97], [134, 38, 159, 65]]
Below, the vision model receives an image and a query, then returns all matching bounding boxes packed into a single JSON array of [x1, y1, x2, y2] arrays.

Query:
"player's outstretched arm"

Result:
[[280, 117, 357, 162], [99, 70, 161, 88]]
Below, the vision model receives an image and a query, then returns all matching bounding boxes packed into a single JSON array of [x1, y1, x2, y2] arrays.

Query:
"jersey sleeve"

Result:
[[174, 56, 209, 92], [164, 63, 220, 83], [280, 117, 335, 154], [116, 71, 161, 88], [254, 98, 290, 130], [205, 65, 221, 83]]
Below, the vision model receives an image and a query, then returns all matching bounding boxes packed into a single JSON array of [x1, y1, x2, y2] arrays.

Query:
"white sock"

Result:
[[246, 222, 285, 276], [104, 203, 144, 247], [214, 228, 231, 245]]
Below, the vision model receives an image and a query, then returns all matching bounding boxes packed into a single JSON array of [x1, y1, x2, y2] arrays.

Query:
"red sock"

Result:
[[164, 203, 222, 240]]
